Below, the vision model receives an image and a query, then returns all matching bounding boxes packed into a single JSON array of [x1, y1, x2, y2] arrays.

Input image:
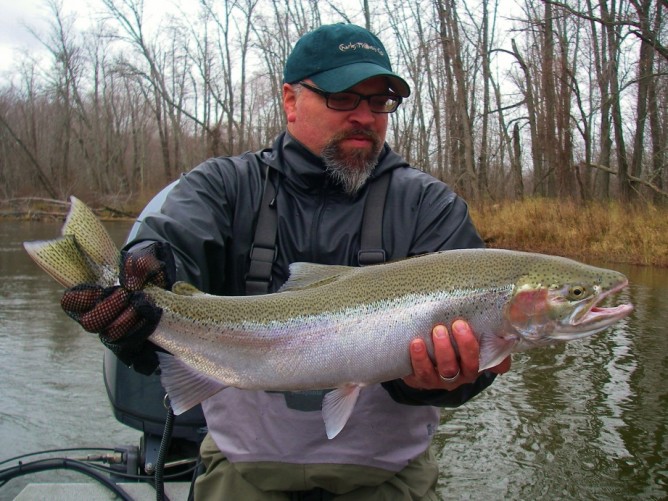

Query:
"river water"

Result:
[[1, 219, 667, 500]]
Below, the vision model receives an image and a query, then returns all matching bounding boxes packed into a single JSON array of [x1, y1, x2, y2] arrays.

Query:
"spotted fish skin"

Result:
[[23, 197, 634, 439]]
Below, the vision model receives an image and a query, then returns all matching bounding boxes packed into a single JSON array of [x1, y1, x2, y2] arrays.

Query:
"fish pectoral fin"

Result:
[[478, 333, 518, 371], [157, 352, 227, 414], [321, 383, 363, 439]]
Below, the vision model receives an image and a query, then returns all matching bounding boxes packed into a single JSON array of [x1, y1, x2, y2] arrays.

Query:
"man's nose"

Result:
[[348, 99, 377, 125]]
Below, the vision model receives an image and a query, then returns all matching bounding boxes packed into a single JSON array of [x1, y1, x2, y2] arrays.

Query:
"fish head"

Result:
[[505, 258, 634, 350]]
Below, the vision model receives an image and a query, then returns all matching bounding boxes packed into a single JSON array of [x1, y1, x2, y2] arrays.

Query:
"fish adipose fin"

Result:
[[157, 352, 227, 414], [171, 282, 209, 297], [321, 383, 363, 439]]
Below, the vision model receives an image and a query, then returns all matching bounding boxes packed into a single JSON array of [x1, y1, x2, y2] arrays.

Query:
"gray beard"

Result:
[[321, 129, 382, 196]]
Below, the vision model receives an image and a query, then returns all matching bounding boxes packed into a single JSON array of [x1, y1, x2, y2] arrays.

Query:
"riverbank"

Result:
[[3, 196, 667, 267], [470, 198, 668, 268]]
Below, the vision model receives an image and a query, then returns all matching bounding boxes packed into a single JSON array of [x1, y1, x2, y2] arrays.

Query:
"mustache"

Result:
[[337, 128, 381, 144]]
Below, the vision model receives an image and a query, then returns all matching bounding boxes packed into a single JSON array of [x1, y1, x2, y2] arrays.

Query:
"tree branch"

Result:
[[583, 162, 668, 198]]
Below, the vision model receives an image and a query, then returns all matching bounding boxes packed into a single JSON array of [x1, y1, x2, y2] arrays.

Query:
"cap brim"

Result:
[[310, 62, 410, 97]]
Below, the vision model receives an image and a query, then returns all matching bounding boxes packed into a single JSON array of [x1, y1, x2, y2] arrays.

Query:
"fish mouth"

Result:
[[552, 279, 634, 340]]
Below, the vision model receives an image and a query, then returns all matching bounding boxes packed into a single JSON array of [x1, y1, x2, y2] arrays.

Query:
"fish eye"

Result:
[[569, 286, 586, 299]]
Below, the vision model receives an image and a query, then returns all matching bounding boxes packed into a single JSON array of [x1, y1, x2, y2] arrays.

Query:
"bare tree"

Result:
[[510, 37, 543, 195], [0, 0, 665, 204], [435, 0, 478, 198]]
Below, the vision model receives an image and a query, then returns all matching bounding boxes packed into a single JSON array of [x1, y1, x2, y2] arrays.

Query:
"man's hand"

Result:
[[60, 241, 175, 374], [403, 320, 511, 390]]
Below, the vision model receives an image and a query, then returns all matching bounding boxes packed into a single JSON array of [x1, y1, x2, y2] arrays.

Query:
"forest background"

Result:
[[0, 0, 667, 265]]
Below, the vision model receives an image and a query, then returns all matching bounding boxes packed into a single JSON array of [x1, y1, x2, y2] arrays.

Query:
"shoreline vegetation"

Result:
[[3, 197, 667, 268], [470, 199, 668, 268]]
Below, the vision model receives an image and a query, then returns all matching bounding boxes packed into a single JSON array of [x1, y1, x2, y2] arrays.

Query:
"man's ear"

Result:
[[283, 83, 297, 123]]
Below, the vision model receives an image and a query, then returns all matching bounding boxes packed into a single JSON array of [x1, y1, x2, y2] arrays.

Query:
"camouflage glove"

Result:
[[61, 241, 176, 375]]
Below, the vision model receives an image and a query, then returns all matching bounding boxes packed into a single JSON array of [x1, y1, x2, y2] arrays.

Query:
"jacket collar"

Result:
[[261, 131, 408, 192]]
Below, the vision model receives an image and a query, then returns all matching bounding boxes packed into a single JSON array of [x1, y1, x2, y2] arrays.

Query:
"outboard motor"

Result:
[[103, 350, 206, 473]]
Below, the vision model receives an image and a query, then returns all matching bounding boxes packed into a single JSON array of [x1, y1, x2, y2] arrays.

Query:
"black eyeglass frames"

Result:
[[298, 81, 402, 113]]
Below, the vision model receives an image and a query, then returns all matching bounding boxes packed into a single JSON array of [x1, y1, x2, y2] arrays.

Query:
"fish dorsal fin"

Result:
[[171, 282, 208, 297], [278, 263, 354, 292]]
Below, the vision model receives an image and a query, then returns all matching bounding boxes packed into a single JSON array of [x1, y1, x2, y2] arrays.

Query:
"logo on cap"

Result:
[[339, 42, 385, 57]]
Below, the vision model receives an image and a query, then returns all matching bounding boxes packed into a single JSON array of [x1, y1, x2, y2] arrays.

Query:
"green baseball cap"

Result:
[[283, 23, 410, 97]]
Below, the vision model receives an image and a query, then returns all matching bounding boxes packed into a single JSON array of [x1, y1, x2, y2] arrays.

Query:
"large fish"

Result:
[[24, 197, 633, 438]]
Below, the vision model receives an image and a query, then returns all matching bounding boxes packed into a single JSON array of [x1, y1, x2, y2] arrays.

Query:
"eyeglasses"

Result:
[[298, 81, 402, 114]]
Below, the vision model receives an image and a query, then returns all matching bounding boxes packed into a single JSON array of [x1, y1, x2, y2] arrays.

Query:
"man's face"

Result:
[[283, 77, 391, 158], [283, 76, 392, 194]]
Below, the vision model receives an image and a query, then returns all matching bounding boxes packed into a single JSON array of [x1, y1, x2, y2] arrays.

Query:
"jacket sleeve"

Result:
[[381, 371, 497, 407], [127, 158, 261, 294], [405, 175, 485, 255]]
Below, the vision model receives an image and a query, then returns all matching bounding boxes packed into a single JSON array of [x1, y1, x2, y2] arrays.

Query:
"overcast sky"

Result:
[[0, 0, 164, 77], [1, 0, 48, 71], [0, 0, 289, 77], [0, 0, 512, 83], [0, 0, 91, 76]]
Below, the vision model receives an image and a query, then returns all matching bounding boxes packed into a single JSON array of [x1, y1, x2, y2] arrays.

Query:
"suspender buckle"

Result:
[[246, 244, 277, 295], [357, 249, 386, 266]]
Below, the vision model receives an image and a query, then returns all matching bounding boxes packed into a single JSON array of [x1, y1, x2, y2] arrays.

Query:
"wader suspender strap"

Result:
[[245, 167, 278, 295], [358, 171, 391, 266], [246, 169, 391, 294]]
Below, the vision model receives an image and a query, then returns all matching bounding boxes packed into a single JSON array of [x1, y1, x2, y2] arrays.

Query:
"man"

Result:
[[62, 23, 510, 499]]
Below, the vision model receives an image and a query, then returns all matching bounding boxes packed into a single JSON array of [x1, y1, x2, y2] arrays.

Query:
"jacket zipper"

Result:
[[309, 182, 329, 262]]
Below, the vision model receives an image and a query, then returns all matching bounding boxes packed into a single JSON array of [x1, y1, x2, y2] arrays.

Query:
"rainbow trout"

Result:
[[24, 197, 633, 438]]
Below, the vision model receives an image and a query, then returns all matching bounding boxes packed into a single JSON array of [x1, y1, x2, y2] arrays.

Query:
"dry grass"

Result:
[[5, 195, 667, 267], [470, 198, 668, 268]]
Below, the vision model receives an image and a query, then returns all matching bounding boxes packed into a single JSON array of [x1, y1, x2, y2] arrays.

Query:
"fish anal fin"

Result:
[[157, 352, 226, 414], [321, 383, 363, 439], [478, 332, 518, 371]]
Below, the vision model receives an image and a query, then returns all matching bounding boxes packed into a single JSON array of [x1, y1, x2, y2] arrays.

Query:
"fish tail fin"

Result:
[[23, 196, 121, 288]]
